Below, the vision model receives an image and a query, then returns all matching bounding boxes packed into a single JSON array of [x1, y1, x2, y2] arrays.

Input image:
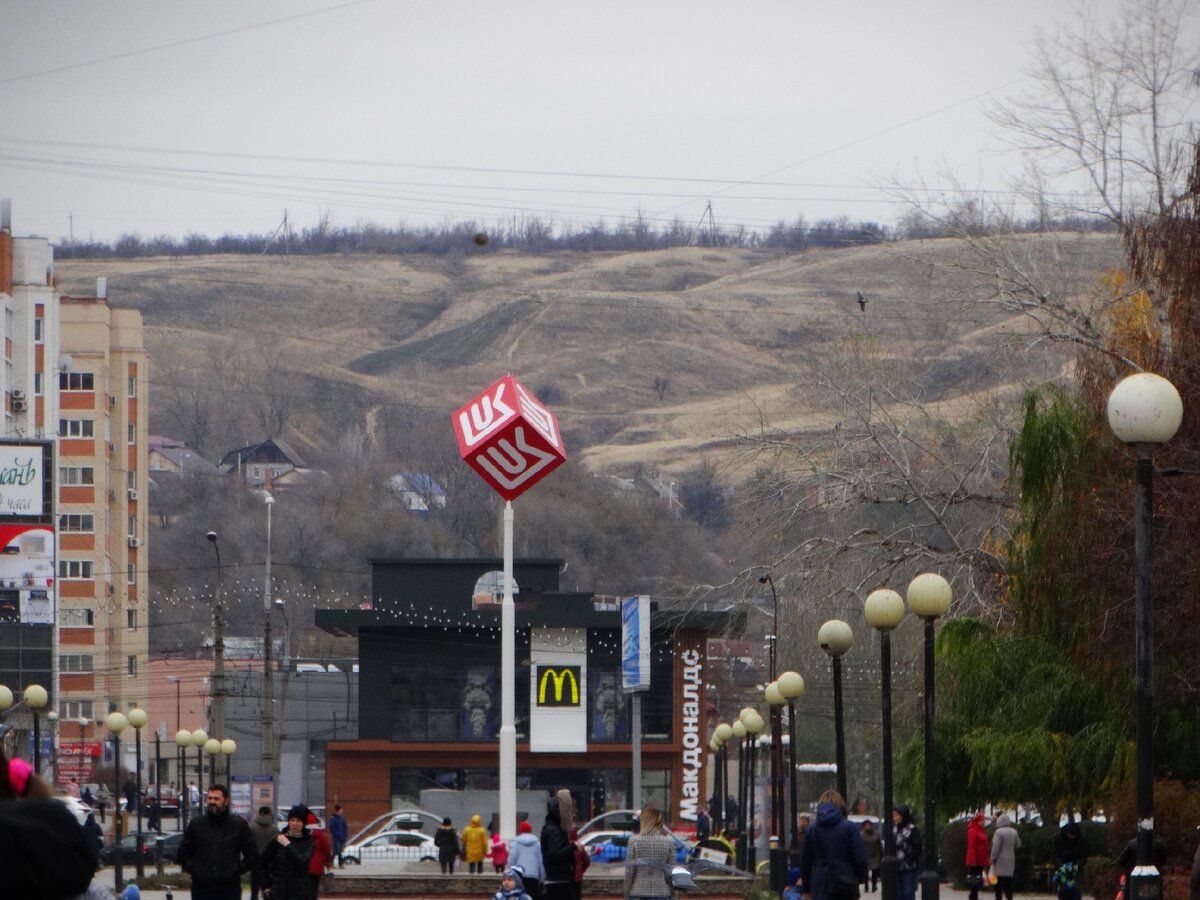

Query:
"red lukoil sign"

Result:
[[453, 374, 566, 501]]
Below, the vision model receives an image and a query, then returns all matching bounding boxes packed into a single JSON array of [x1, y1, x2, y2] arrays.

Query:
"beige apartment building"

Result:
[[0, 203, 149, 774]]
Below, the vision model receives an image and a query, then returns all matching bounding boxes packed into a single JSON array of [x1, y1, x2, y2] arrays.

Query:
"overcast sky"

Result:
[[0, 0, 1133, 244]]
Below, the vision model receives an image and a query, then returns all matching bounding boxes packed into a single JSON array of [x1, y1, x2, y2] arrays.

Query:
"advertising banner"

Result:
[[0, 444, 43, 516], [621, 595, 650, 692], [529, 628, 587, 752]]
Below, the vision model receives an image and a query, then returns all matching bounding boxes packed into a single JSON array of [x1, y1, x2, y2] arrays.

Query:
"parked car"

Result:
[[155, 832, 185, 863], [340, 829, 438, 864], [99, 832, 158, 865], [579, 830, 690, 863]]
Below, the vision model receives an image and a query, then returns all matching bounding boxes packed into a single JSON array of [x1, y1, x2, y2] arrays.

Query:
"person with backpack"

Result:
[[799, 791, 868, 900]]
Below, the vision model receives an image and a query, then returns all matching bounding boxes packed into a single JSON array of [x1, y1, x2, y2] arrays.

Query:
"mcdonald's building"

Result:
[[316, 558, 741, 830]]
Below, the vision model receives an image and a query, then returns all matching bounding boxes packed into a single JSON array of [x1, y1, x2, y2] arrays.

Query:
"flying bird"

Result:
[[856, 291, 867, 311], [626, 858, 743, 892]]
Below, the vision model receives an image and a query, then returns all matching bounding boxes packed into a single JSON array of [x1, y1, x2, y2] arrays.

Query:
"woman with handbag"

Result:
[[799, 790, 868, 900], [990, 815, 1022, 900], [965, 814, 990, 900]]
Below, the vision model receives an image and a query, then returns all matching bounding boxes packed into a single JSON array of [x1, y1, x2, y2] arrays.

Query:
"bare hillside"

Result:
[[55, 235, 1118, 477]]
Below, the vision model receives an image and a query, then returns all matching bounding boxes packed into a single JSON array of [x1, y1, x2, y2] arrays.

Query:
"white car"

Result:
[[341, 829, 438, 865]]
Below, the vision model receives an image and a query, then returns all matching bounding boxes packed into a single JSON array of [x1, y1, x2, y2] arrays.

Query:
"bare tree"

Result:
[[987, 0, 1200, 226]]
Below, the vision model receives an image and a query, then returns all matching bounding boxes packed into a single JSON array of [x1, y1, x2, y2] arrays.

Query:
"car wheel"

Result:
[[345, 857, 360, 865]]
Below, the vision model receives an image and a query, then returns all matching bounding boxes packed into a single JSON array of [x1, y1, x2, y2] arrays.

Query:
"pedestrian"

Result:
[[96, 784, 111, 824], [490, 829, 510, 873], [494, 866, 533, 900], [509, 821, 545, 899], [306, 811, 334, 898], [435, 816, 460, 874], [1053, 821, 1085, 900], [783, 868, 805, 900], [248, 806, 278, 900], [892, 806, 922, 900], [327, 804, 348, 868], [82, 785, 95, 808], [624, 804, 676, 900], [542, 790, 577, 900], [463, 813, 489, 874], [965, 813, 990, 900], [861, 819, 882, 893], [989, 814, 1021, 900], [568, 827, 590, 900], [799, 790, 868, 900], [259, 805, 316, 900], [176, 784, 259, 900], [696, 805, 712, 844], [146, 796, 161, 833], [83, 811, 105, 856]]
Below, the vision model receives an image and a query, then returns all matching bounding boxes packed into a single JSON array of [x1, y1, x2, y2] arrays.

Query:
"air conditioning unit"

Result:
[[127, 489, 139, 500], [127, 537, 141, 548], [11, 399, 26, 412], [11, 390, 25, 401]]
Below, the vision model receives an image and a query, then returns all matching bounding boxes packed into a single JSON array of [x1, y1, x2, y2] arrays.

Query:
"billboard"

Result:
[[621, 595, 650, 692], [529, 628, 587, 752], [0, 444, 45, 516]]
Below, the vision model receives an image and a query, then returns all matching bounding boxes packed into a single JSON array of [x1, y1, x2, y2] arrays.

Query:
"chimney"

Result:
[[0, 199, 10, 232]]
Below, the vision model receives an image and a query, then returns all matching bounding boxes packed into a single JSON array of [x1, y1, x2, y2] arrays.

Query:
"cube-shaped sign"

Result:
[[452, 374, 566, 501]]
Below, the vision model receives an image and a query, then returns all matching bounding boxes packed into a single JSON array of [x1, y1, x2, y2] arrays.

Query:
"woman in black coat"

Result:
[[260, 805, 316, 900], [541, 790, 577, 900]]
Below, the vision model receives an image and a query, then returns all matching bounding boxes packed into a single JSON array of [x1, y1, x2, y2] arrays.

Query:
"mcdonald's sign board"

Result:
[[536, 666, 582, 706]]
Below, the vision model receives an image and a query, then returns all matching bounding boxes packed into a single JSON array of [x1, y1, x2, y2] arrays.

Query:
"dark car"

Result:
[[98, 831, 183, 865]]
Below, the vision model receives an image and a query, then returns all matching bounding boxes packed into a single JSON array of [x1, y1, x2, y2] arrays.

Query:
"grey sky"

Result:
[[0, 0, 1129, 243]]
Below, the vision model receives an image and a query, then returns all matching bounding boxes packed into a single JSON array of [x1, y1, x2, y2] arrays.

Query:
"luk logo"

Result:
[[536, 666, 581, 706]]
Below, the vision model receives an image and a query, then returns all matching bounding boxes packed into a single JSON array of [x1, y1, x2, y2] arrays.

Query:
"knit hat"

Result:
[[519, 821, 533, 833], [504, 867, 525, 888], [286, 804, 310, 822], [307, 812, 320, 826]]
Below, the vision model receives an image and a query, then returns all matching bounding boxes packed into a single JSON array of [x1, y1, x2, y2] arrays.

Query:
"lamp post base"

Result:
[[920, 868, 940, 900], [770, 846, 788, 892], [1130, 869, 1162, 900], [880, 856, 898, 900]]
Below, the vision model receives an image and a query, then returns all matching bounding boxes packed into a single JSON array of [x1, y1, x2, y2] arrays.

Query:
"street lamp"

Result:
[[907, 574, 953, 900], [777, 670, 805, 852], [24, 684, 48, 773], [175, 729, 192, 828], [190, 729, 208, 800], [107, 712, 128, 894], [758, 574, 779, 680], [740, 706, 765, 872], [714, 721, 734, 835], [732, 718, 748, 869], [261, 491, 280, 798], [766, 680, 788, 892], [818, 619, 853, 799], [221, 738, 236, 782], [204, 737, 221, 788], [1108, 371, 1183, 900], [206, 531, 226, 742], [127, 707, 148, 880], [865, 588, 906, 900]]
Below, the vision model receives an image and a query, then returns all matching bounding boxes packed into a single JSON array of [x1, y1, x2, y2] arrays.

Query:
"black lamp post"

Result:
[[777, 671, 804, 850], [192, 729, 208, 801], [714, 721, 733, 836], [740, 707, 765, 872], [106, 712, 129, 894], [766, 681, 788, 892], [907, 574, 952, 900], [818, 620, 853, 800], [24, 684, 48, 773], [1107, 372, 1183, 900], [732, 719, 748, 870], [866, 588, 906, 900], [128, 707, 148, 881], [175, 728, 192, 829]]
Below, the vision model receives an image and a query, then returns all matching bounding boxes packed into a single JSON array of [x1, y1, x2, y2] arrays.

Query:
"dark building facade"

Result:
[[316, 558, 739, 831]]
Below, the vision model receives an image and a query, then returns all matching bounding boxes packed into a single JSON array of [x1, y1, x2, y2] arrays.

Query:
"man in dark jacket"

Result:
[[177, 784, 259, 900], [328, 804, 349, 867], [248, 806, 278, 900]]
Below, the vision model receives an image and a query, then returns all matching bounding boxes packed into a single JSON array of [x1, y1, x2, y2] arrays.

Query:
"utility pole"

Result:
[[206, 532, 226, 740]]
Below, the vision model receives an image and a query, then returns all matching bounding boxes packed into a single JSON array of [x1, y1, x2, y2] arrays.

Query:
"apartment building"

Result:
[[0, 204, 149, 773]]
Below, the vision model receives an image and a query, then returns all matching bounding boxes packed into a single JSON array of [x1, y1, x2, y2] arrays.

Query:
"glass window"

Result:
[[59, 514, 95, 533], [59, 372, 95, 391], [127, 375, 136, 398], [60, 699, 94, 719], [33, 373, 41, 396], [127, 563, 136, 585], [34, 318, 43, 342], [59, 419, 95, 438], [60, 654, 94, 673], [389, 635, 511, 742], [60, 608, 94, 627], [126, 609, 137, 630], [127, 655, 137, 676], [58, 561, 94, 580], [59, 467, 94, 486], [127, 423, 135, 444]]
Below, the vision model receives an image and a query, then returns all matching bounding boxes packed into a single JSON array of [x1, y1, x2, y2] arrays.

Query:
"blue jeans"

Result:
[[898, 869, 918, 900]]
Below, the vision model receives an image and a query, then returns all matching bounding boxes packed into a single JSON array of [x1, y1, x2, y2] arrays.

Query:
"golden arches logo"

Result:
[[536, 666, 581, 706]]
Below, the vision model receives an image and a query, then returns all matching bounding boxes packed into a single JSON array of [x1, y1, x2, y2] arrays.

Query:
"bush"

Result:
[[1083, 855, 1118, 900]]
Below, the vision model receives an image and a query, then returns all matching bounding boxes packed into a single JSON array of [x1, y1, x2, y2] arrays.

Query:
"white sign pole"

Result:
[[500, 500, 516, 841]]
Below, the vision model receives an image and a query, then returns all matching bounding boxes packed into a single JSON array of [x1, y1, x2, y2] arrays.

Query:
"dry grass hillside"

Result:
[[55, 234, 1119, 478]]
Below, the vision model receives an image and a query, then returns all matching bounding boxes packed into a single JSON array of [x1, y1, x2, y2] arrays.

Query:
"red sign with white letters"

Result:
[[453, 374, 566, 501]]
